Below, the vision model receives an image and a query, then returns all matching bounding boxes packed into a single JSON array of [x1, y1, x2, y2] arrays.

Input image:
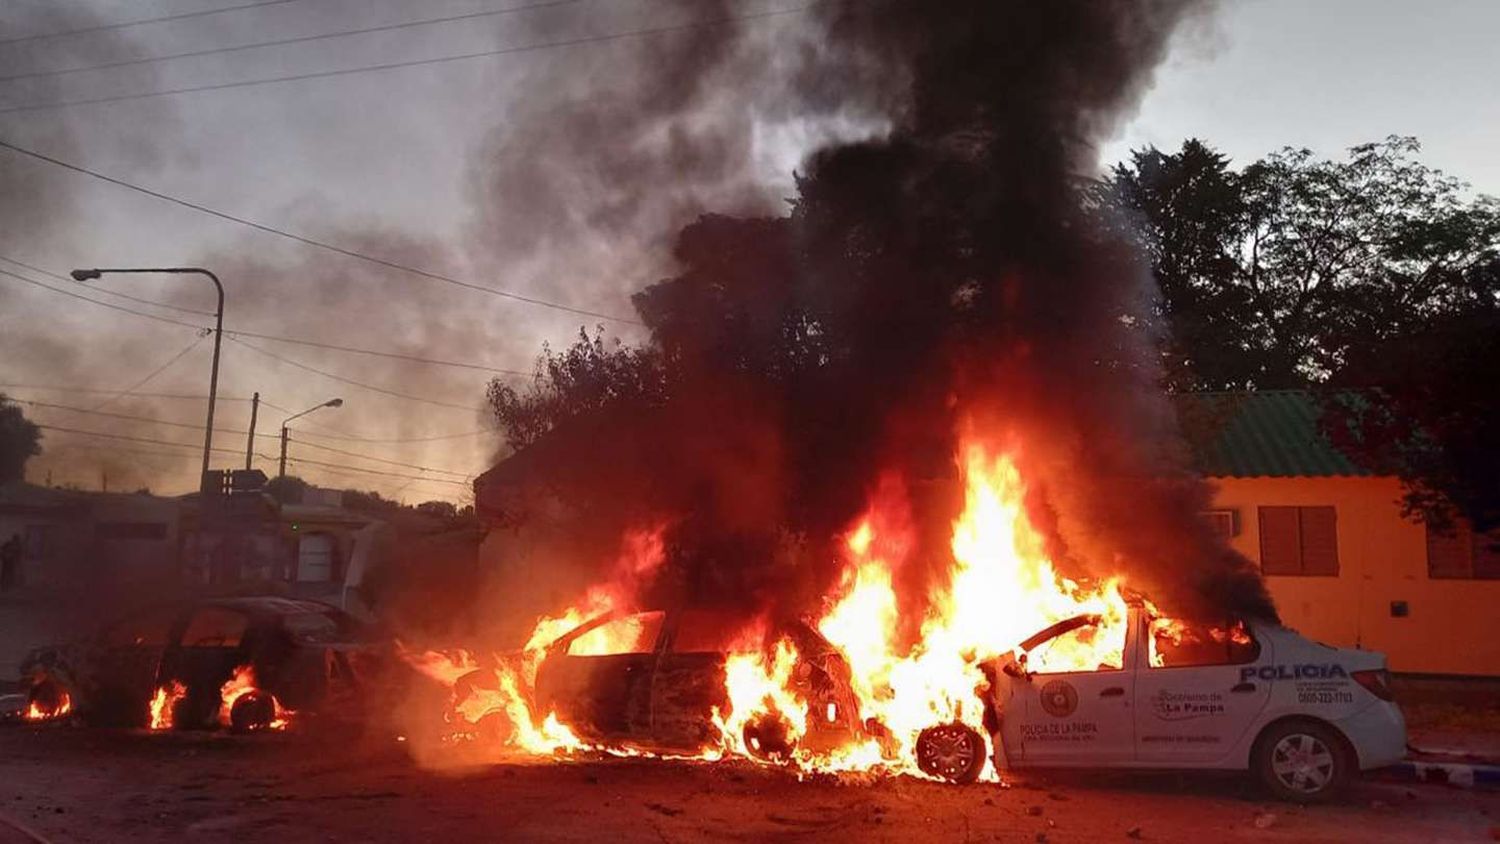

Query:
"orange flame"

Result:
[[23, 690, 71, 722], [148, 682, 186, 731], [218, 665, 292, 731], [405, 439, 1156, 779]]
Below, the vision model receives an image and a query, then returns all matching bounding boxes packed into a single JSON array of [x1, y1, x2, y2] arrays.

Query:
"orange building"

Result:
[[1188, 391, 1500, 677]]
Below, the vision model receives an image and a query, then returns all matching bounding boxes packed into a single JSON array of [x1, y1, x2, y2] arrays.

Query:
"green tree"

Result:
[[1322, 304, 1500, 533], [1107, 136, 1500, 390], [486, 327, 666, 452], [0, 394, 41, 483]]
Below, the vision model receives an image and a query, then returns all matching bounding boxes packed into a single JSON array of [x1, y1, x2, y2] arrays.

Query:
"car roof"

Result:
[[197, 596, 341, 616]]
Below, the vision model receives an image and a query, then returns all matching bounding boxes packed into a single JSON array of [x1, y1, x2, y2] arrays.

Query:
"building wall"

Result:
[[1208, 475, 1500, 677]]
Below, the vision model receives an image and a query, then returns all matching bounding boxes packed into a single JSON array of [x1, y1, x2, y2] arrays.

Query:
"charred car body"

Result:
[[20, 597, 384, 732], [461, 607, 863, 756]]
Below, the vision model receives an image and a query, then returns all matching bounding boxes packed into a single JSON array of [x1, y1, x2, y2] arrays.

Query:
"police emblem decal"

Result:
[[1039, 679, 1078, 718]]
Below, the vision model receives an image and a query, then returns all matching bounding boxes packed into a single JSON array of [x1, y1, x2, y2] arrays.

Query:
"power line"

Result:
[[0, 4, 817, 119], [0, 0, 593, 84], [0, 384, 258, 402], [0, 256, 528, 375], [0, 254, 215, 316], [228, 335, 488, 411], [287, 434, 471, 477], [285, 456, 470, 486], [91, 334, 208, 411], [17, 397, 263, 439], [0, 0, 304, 47], [0, 264, 208, 330], [36, 423, 471, 487], [35, 423, 250, 456], [0, 138, 639, 324], [22, 396, 473, 476], [14, 395, 495, 443], [295, 426, 496, 444], [228, 329, 529, 375]]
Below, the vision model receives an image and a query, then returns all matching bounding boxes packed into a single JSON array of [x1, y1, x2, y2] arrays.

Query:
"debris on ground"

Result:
[[1126, 825, 1143, 838], [1253, 813, 1277, 829], [645, 803, 683, 817]]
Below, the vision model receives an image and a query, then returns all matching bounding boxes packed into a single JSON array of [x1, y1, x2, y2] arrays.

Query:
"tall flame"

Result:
[[148, 682, 186, 731], [404, 438, 1142, 779]]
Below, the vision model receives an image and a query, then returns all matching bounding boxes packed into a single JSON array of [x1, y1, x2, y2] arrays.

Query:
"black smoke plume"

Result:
[[487, 0, 1276, 628]]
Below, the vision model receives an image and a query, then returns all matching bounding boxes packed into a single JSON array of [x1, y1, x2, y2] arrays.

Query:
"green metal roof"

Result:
[[1178, 390, 1372, 478]]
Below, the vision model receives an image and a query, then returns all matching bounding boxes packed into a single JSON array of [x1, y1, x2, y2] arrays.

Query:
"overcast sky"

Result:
[[1, 0, 1495, 500]]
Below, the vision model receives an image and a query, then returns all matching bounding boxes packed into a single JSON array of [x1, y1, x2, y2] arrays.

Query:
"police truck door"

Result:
[[1133, 617, 1272, 764], [1012, 616, 1136, 765]]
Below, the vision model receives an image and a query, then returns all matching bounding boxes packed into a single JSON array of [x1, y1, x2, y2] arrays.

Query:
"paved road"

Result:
[[1, 726, 1495, 843]]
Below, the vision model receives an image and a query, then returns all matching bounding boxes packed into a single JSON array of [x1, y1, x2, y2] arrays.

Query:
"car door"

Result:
[[1009, 615, 1136, 765], [87, 605, 185, 726], [536, 610, 665, 743], [650, 609, 738, 750], [1133, 615, 1272, 764], [158, 606, 255, 728]]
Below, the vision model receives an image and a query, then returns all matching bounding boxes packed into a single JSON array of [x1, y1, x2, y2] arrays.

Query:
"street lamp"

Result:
[[279, 398, 343, 478], [72, 267, 224, 483]]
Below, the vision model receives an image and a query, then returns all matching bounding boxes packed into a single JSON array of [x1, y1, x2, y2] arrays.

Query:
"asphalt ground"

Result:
[[1, 724, 1496, 843]]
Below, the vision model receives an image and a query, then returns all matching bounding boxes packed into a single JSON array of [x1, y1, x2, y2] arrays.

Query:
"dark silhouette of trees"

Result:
[[0, 394, 41, 484], [1107, 136, 1500, 390]]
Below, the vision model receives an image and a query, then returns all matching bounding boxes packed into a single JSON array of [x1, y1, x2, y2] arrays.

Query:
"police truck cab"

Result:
[[920, 602, 1406, 802]]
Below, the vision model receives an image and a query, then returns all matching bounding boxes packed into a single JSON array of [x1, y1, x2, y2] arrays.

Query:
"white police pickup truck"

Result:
[[915, 603, 1407, 802]]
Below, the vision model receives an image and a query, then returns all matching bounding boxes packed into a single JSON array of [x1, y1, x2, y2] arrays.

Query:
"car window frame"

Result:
[[178, 606, 253, 650], [1023, 614, 1128, 675], [560, 609, 668, 658], [98, 605, 185, 650], [1145, 617, 1262, 671]]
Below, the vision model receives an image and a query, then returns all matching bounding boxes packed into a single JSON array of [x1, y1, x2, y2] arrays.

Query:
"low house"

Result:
[[0, 483, 181, 588], [1186, 391, 1499, 677], [177, 478, 393, 613]]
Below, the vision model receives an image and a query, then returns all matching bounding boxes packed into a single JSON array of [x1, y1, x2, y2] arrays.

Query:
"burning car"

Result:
[[443, 607, 863, 758], [18, 596, 387, 732], [913, 601, 1406, 802]]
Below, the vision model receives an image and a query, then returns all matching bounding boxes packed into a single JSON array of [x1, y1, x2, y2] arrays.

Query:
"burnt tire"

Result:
[[229, 691, 276, 734], [1252, 720, 1351, 803], [743, 714, 796, 762], [916, 722, 986, 784]]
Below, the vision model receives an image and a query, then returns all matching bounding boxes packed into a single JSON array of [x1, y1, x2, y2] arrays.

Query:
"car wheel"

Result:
[[916, 722, 986, 784], [1253, 720, 1350, 803], [229, 691, 277, 733], [26, 679, 71, 721], [743, 713, 796, 762]]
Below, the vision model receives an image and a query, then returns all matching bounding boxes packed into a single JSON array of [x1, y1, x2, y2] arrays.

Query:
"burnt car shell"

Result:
[[20, 596, 384, 729], [530, 608, 862, 754]]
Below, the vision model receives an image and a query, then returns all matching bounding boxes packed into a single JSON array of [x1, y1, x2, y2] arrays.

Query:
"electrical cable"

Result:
[[0, 0, 594, 84], [0, 0, 303, 47], [0, 3, 819, 119], [0, 141, 639, 323]]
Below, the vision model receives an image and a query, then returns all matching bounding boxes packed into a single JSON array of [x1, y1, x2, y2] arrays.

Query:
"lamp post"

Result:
[[278, 398, 343, 478], [72, 267, 223, 482]]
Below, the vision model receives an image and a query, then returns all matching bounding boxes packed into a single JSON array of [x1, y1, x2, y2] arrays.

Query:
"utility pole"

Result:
[[277, 398, 343, 479], [245, 392, 259, 471]]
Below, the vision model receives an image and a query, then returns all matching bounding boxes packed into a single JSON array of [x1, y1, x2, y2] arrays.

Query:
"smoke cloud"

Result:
[[481, 0, 1274, 627]]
